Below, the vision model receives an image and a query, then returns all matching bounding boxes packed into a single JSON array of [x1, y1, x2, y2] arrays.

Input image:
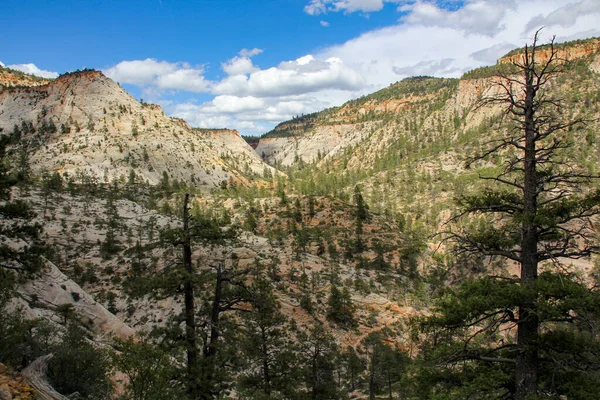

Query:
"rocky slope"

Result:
[[0, 70, 275, 187], [7, 185, 416, 350], [256, 37, 600, 230]]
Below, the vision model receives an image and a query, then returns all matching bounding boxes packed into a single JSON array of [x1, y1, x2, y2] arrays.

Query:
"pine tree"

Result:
[[353, 185, 370, 254], [327, 285, 355, 328], [238, 275, 298, 398], [298, 326, 342, 400], [161, 194, 244, 399], [424, 30, 600, 399]]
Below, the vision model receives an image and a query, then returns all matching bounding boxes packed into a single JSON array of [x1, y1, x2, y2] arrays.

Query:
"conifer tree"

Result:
[[238, 274, 297, 398], [161, 194, 244, 399], [353, 185, 369, 253], [327, 285, 355, 328], [424, 30, 600, 399]]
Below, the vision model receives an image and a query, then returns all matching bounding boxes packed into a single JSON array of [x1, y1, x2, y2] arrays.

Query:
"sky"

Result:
[[1, 0, 599, 135]]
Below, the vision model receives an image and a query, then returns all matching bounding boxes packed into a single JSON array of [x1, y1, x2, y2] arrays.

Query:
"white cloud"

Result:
[[392, 58, 463, 77], [399, 0, 517, 37], [103, 59, 209, 92], [4, 63, 59, 79], [104, 1, 600, 135], [305, 0, 328, 15], [320, 20, 330, 27], [207, 95, 266, 114], [305, 0, 397, 15], [222, 56, 259, 76], [222, 48, 263, 76], [470, 43, 517, 64], [0, 61, 5, 67], [156, 68, 210, 92], [525, 0, 600, 33], [104, 59, 176, 85], [213, 55, 365, 97], [168, 92, 333, 134], [239, 48, 263, 57], [313, 0, 600, 107]]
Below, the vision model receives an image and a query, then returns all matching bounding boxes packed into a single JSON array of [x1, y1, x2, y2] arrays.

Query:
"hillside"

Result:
[[0, 65, 52, 88], [257, 38, 600, 229], [0, 70, 276, 188]]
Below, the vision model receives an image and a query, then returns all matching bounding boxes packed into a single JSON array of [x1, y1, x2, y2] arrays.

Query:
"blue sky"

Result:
[[2, 0, 600, 135]]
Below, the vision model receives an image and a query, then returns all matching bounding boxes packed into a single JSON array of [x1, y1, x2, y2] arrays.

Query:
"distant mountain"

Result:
[[0, 70, 275, 187], [256, 37, 600, 227], [0, 65, 52, 88]]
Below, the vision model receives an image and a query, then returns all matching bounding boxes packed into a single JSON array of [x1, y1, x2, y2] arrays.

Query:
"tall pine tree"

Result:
[[423, 30, 600, 399]]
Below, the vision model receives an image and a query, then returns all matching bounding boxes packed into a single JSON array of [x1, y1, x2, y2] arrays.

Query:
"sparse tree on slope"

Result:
[[0, 132, 45, 290], [238, 273, 298, 399]]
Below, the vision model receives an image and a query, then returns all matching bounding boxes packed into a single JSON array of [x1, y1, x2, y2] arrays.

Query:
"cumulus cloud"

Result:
[[156, 69, 211, 92], [392, 58, 463, 78], [0, 61, 4, 67], [239, 48, 263, 57], [214, 55, 365, 97], [221, 48, 263, 76], [206, 95, 266, 114], [104, 59, 175, 85], [305, 0, 397, 15], [320, 20, 330, 27], [222, 57, 259, 76], [103, 59, 210, 92], [314, 0, 600, 105], [168, 91, 335, 134], [525, 0, 600, 33], [555, 29, 600, 43], [4, 63, 59, 79], [105, 1, 600, 134]]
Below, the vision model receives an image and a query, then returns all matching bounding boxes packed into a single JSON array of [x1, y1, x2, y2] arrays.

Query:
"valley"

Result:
[[1, 36, 600, 399]]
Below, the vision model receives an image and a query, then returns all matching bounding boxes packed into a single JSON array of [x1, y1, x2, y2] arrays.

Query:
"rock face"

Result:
[[498, 37, 600, 65], [16, 260, 135, 340], [0, 71, 275, 187], [255, 123, 374, 166]]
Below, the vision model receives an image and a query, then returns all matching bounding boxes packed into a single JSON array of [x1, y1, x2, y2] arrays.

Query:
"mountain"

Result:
[[0, 70, 275, 188], [258, 37, 600, 229]]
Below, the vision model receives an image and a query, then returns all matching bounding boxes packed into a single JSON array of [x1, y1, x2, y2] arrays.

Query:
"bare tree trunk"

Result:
[[182, 193, 199, 399], [22, 354, 70, 400], [369, 348, 376, 400], [515, 44, 539, 400]]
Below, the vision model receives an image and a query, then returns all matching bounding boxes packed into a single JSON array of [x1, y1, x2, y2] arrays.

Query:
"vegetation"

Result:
[[347, 76, 458, 106], [0, 65, 52, 87]]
